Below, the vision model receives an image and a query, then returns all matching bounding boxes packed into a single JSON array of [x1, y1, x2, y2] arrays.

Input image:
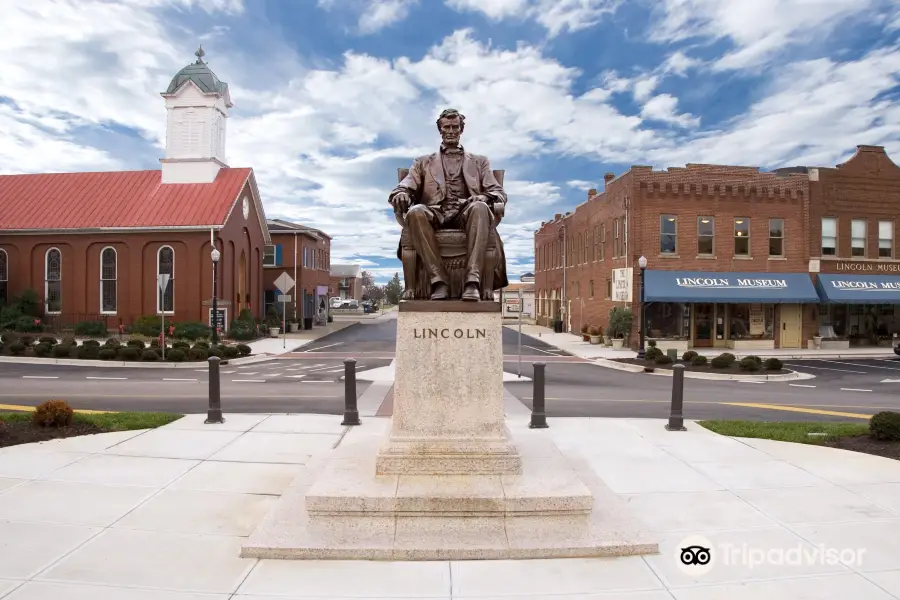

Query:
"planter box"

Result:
[[269, 327, 280, 338], [612, 339, 624, 350], [726, 339, 775, 350], [589, 335, 601, 345], [651, 340, 688, 354], [288, 323, 300, 333], [821, 340, 850, 350]]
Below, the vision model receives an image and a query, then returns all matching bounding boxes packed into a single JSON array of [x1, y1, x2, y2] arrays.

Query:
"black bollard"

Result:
[[665, 363, 687, 431], [529, 362, 548, 429], [205, 356, 224, 424], [341, 358, 361, 426]]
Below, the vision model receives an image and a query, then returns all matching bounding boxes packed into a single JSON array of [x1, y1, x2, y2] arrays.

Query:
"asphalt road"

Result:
[[3, 314, 899, 422]]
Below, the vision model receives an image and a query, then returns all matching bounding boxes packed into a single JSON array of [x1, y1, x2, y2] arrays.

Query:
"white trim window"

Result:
[[879, 220, 893, 258], [157, 246, 175, 314], [0, 249, 7, 305], [45, 247, 62, 313], [851, 219, 867, 257], [821, 217, 837, 256], [100, 246, 117, 314], [263, 245, 276, 267]]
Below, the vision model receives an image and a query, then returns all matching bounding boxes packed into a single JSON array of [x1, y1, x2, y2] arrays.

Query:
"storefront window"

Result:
[[727, 303, 774, 340], [645, 303, 689, 339]]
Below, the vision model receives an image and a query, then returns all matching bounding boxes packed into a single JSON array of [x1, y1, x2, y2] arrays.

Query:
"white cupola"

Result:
[[159, 46, 233, 184]]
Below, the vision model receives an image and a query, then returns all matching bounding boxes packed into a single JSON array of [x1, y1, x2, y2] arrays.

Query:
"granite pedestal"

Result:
[[242, 301, 658, 560]]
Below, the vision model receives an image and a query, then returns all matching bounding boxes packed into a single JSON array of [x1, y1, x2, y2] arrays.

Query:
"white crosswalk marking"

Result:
[[286, 375, 306, 379]]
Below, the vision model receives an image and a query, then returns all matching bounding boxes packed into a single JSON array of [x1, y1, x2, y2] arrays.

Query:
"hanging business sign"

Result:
[[612, 268, 632, 302]]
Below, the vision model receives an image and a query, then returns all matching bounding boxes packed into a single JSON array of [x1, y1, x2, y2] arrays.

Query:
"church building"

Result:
[[0, 48, 271, 332]]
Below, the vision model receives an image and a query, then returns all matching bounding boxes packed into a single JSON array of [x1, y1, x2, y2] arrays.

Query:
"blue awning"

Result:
[[816, 274, 900, 304], [644, 270, 820, 303]]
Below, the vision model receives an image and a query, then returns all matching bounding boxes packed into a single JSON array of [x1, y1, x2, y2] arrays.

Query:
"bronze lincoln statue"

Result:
[[389, 109, 509, 301]]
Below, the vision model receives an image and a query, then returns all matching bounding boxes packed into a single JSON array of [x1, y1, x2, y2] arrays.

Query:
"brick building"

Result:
[[0, 49, 272, 332], [534, 145, 900, 351], [263, 219, 332, 324], [329, 264, 363, 302]]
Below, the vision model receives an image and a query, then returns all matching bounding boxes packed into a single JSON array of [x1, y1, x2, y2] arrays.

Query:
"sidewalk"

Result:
[[0, 413, 897, 598], [510, 324, 898, 361]]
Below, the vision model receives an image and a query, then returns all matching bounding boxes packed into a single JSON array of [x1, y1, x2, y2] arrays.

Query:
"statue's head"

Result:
[[436, 108, 465, 147]]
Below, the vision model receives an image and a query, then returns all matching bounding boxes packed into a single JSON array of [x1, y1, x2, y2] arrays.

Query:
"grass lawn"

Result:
[[0, 410, 183, 448], [698, 419, 898, 461], [698, 420, 869, 444]]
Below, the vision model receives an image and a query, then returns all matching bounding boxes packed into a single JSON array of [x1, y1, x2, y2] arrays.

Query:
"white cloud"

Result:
[[650, 0, 887, 71], [566, 179, 598, 190], [359, 0, 418, 33], [446, 0, 619, 37], [640, 94, 700, 128]]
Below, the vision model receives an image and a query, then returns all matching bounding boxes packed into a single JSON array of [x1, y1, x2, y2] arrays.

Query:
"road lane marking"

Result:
[[881, 378, 900, 383], [22, 376, 58, 379], [840, 388, 872, 393], [789, 384, 817, 388], [738, 380, 765, 384], [720, 402, 872, 420], [286, 375, 307, 379], [304, 342, 344, 352], [220, 370, 235, 374], [810, 359, 900, 371], [306, 366, 338, 372], [784, 363, 867, 374], [232, 379, 266, 383], [0, 403, 117, 414], [262, 373, 283, 377], [86, 377, 127, 380], [163, 378, 198, 382], [524, 345, 562, 355], [238, 372, 258, 375]]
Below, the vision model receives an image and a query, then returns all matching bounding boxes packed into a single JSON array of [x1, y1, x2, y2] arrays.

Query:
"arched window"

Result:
[[0, 249, 8, 305], [100, 247, 117, 314], [45, 247, 62, 314], [157, 246, 174, 314]]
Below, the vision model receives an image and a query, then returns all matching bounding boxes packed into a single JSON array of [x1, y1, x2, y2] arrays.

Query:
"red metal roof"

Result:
[[0, 168, 252, 231]]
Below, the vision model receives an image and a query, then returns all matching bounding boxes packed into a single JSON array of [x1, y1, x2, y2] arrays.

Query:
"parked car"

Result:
[[330, 297, 343, 309], [893, 336, 900, 356]]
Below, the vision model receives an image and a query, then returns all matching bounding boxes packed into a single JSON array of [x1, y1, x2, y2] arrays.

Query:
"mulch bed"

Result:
[[0, 420, 106, 448], [824, 436, 900, 461], [614, 358, 791, 376]]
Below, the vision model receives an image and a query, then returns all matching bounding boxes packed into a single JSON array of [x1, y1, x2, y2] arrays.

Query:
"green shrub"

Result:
[[60, 336, 77, 347], [51, 344, 72, 358], [98, 348, 117, 360], [711, 354, 733, 369], [744, 355, 762, 365], [119, 346, 140, 361], [150, 337, 159, 347], [167, 348, 187, 362], [82, 339, 101, 348], [34, 343, 52, 357], [648, 339, 657, 347], [222, 345, 240, 358], [654, 354, 672, 365], [188, 347, 208, 361], [763, 357, 783, 371], [77, 344, 100, 360], [142, 351, 159, 361], [130, 316, 162, 337], [644, 347, 663, 360], [18, 335, 34, 347], [719, 352, 736, 364], [608, 306, 633, 339], [14, 315, 42, 333], [32, 400, 74, 428], [172, 341, 191, 351], [236, 343, 251, 356], [739, 356, 760, 371], [207, 346, 223, 358], [104, 338, 121, 348], [691, 354, 708, 366], [869, 411, 900, 441], [9, 342, 25, 356], [174, 321, 211, 341], [152, 346, 164, 357], [73, 320, 107, 337], [38, 336, 58, 346], [127, 338, 146, 350], [194, 340, 210, 349]]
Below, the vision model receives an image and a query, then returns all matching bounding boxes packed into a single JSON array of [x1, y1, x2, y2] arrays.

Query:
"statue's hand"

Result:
[[390, 192, 411, 214]]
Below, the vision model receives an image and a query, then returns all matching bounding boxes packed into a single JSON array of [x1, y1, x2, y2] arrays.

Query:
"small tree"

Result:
[[384, 273, 404, 304], [608, 307, 633, 339]]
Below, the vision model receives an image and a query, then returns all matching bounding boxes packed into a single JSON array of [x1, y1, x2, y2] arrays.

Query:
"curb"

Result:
[[0, 353, 272, 369], [592, 359, 816, 382]]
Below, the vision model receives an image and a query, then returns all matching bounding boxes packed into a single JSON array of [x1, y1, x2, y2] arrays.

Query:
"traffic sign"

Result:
[[274, 272, 295, 294], [157, 273, 170, 293], [278, 294, 291, 302]]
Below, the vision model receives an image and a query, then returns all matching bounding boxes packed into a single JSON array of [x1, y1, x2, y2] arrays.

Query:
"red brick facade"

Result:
[[534, 145, 900, 349], [262, 221, 332, 322]]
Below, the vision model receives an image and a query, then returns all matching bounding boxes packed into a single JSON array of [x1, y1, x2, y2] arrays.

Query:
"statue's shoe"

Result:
[[430, 283, 450, 300], [461, 284, 480, 301]]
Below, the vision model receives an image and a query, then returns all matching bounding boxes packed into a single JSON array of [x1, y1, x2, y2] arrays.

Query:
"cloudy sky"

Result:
[[2, 0, 899, 283]]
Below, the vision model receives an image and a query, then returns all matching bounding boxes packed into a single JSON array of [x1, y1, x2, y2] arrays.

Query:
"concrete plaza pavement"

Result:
[[1, 412, 900, 598]]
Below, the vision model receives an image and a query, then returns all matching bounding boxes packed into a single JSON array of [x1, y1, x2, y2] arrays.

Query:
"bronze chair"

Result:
[[395, 168, 506, 300]]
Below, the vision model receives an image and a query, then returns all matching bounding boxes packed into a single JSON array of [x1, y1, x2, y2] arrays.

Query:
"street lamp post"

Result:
[[637, 255, 647, 359], [211, 247, 221, 347]]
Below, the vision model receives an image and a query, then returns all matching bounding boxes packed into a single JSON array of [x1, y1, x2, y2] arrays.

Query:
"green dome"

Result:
[[165, 47, 230, 96]]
